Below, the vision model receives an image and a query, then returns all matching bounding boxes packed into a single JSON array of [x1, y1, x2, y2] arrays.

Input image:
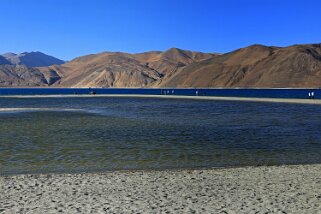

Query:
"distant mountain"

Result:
[[1, 52, 64, 67]]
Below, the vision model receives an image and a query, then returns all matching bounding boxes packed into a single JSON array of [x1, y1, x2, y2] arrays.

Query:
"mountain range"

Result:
[[1, 44, 321, 88]]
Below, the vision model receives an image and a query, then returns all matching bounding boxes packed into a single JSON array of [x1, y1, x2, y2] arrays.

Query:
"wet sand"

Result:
[[1, 94, 320, 105], [1, 164, 321, 213]]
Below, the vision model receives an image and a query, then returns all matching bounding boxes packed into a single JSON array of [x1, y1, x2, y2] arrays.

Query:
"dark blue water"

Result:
[[0, 95, 321, 175], [0, 88, 319, 99]]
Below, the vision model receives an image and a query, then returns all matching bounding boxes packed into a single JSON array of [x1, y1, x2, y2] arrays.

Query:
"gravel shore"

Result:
[[1, 164, 321, 213]]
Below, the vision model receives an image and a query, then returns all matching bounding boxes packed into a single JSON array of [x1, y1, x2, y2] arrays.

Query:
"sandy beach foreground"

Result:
[[1, 165, 321, 213]]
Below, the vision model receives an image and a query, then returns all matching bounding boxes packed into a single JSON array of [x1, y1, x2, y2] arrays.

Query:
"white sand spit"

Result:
[[1, 94, 321, 105]]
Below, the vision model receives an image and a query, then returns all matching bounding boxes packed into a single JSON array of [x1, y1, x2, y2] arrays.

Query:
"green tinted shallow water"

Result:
[[0, 97, 321, 175]]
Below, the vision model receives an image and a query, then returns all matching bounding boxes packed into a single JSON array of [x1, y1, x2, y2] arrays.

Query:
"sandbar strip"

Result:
[[0, 94, 320, 105]]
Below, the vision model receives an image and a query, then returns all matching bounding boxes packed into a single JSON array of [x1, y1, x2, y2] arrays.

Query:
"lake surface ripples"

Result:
[[0, 97, 321, 175]]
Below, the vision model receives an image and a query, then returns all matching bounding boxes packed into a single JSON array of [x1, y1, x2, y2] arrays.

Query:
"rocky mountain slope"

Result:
[[158, 44, 321, 88], [0, 65, 47, 86], [39, 48, 215, 87]]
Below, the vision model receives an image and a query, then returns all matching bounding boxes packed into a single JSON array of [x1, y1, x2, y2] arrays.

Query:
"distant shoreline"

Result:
[[0, 87, 321, 89], [1, 94, 321, 105]]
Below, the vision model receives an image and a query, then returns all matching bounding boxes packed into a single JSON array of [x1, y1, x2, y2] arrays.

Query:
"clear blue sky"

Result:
[[1, 0, 320, 60]]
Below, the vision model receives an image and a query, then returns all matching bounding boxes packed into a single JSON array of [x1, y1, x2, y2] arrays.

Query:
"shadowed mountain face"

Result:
[[1, 52, 64, 67], [0, 56, 11, 65], [1, 44, 321, 88], [0, 65, 47, 86]]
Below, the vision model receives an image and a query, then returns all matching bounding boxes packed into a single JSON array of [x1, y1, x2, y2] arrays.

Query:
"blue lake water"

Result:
[[0, 89, 321, 175], [0, 88, 320, 99]]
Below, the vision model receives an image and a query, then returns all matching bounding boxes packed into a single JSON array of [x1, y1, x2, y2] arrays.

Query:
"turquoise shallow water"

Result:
[[1, 97, 321, 175]]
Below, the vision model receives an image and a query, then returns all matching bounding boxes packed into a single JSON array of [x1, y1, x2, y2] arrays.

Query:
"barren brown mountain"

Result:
[[1, 44, 321, 88], [158, 44, 321, 88], [133, 48, 216, 75], [39, 48, 214, 87]]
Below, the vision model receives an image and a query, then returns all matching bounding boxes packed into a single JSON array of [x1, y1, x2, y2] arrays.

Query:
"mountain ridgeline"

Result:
[[1, 44, 321, 88]]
